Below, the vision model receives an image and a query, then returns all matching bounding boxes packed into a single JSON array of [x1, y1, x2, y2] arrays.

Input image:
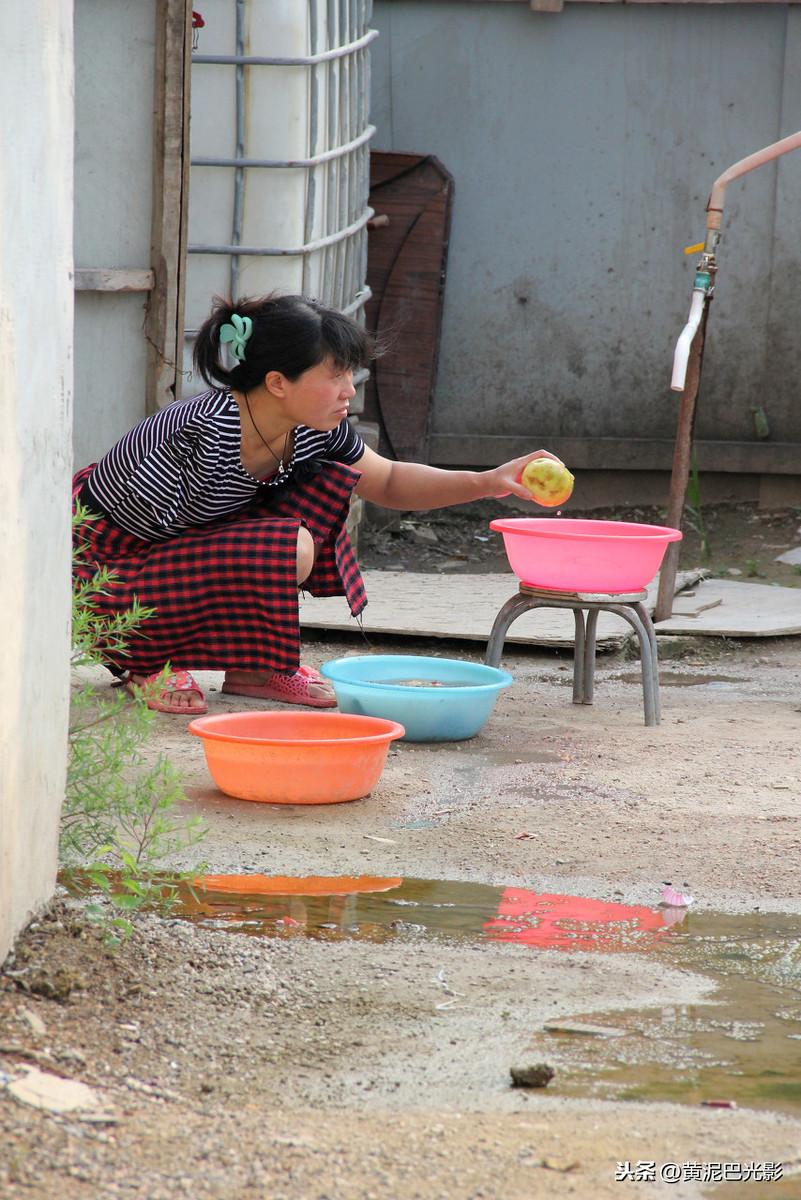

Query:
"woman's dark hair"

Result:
[[192, 293, 377, 391]]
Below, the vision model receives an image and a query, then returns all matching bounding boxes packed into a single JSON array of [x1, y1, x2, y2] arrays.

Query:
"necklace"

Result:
[[243, 391, 291, 474]]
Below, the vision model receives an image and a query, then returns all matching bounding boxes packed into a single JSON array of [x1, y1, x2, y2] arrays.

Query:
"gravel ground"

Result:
[[358, 499, 801, 589], [3, 501, 801, 1199], [2, 905, 800, 1200]]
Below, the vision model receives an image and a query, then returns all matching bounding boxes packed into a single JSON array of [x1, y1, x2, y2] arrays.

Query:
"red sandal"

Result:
[[221, 665, 336, 709], [124, 668, 208, 715]]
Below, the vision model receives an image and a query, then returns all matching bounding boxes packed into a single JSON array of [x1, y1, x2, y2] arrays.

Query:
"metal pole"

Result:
[[191, 125, 375, 170], [323, 0, 338, 303], [654, 303, 711, 623], [192, 28, 378, 66], [230, 0, 246, 300], [659, 132, 801, 623], [188, 206, 374, 257], [302, 0, 319, 297]]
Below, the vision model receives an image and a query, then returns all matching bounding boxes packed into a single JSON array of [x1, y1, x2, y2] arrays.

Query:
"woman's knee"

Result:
[[296, 526, 315, 583]]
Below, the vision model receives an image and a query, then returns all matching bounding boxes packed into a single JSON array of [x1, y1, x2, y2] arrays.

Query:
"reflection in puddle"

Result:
[[521, 907, 801, 1117], [61, 870, 801, 1115], [486, 887, 682, 951], [178, 876, 801, 1115], [180, 876, 681, 951], [615, 671, 749, 689]]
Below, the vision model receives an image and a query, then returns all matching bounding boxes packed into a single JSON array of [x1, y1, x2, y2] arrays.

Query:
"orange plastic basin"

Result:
[[188, 711, 405, 805]]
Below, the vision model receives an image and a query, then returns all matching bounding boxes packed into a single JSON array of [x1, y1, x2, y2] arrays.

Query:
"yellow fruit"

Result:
[[519, 458, 574, 507]]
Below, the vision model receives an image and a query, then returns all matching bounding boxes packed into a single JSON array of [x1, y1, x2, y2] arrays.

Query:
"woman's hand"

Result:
[[486, 449, 564, 500], [352, 445, 566, 511]]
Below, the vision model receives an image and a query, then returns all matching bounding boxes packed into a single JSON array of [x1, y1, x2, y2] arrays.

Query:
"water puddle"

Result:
[[179, 876, 678, 947], [61, 871, 801, 1115], [529, 912, 801, 1115], [616, 671, 748, 689], [183, 877, 801, 1114]]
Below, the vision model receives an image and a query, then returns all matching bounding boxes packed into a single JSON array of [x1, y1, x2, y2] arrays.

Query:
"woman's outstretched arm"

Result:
[[352, 445, 563, 510]]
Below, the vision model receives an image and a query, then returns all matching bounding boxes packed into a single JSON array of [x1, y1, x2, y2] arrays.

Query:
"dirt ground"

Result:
[[359, 496, 801, 585], [3, 501, 801, 1200], [359, 498, 801, 588]]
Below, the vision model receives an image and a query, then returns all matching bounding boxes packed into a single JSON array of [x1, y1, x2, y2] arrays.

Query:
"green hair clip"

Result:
[[219, 312, 253, 361]]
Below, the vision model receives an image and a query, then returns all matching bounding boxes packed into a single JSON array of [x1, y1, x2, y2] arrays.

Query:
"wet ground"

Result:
[[4, 501, 801, 1197], [163, 874, 801, 1118]]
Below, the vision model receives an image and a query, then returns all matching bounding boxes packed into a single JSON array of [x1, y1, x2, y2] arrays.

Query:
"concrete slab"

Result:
[[656, 579, 801, 637], [299, 570, 702, 649]]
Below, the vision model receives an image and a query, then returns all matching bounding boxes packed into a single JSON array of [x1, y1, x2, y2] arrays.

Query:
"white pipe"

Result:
[[707, 129, 801, 230], [670, 129, 801, 394], [671, 288, 706, 393]]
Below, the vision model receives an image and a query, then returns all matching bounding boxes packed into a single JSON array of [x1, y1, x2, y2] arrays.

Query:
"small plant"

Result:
[[744, 559, 766, 579], [65, 506, 206, 941], [684, 452, 711, 560]]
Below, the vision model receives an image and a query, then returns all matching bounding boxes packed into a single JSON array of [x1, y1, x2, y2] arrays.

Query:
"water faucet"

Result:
[[670, 129, 801, 393]]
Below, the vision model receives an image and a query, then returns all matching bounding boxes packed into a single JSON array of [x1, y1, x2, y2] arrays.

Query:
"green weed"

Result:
[[64, 506, 206, 942]]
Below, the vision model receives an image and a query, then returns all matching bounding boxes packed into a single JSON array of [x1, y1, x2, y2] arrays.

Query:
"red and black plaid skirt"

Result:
[[72, 462, 366, 676]]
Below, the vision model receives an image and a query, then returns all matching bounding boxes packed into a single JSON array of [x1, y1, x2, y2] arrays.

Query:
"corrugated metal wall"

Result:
[[371, 1, 801, 474]]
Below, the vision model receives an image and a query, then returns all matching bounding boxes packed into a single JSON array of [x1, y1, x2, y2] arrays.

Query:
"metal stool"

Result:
[[485, 584, 661, 726]]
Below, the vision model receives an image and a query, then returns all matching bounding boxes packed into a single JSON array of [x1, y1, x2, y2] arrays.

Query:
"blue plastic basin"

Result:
[[320, 654, 513, 742]]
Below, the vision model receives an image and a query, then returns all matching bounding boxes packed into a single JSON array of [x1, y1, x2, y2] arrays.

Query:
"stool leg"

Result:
[[633, 602, 661, 724], [485, 594, 538, 668], [583, 608, 600, 705], [607, 605, 659, 726], [572, 609, 586, 704]]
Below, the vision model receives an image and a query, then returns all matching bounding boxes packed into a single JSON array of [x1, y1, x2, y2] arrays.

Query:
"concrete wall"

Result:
[[0, 4, 74, 962], [73, 0, 156, 468], [371, 2, 801, 472]]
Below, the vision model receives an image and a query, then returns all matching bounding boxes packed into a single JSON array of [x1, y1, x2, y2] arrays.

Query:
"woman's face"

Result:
[[273, 357, 356, 431]]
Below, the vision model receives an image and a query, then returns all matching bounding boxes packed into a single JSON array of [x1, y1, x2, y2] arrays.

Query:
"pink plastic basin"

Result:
[[489, 518, 682, 593]]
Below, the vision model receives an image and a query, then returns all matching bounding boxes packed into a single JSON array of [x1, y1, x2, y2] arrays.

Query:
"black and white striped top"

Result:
[[83, 388, 365, 541]]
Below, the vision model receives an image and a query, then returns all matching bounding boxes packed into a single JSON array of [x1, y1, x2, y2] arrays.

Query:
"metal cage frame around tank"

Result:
[[187, 0, 377, 381]]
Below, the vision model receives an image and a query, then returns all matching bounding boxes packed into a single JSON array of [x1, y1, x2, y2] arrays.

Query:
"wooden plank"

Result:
[[656, 580, 801, 637], [301, 571, 633, 647], [145, 0, 192, 414], [365, 153, 454, 461], [428, 433, 801, 475], [299, 570, 704, 649], [73, 269, 155, 293]]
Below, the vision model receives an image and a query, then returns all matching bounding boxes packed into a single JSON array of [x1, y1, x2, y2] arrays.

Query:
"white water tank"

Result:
[[184, 0, 376, 400]]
